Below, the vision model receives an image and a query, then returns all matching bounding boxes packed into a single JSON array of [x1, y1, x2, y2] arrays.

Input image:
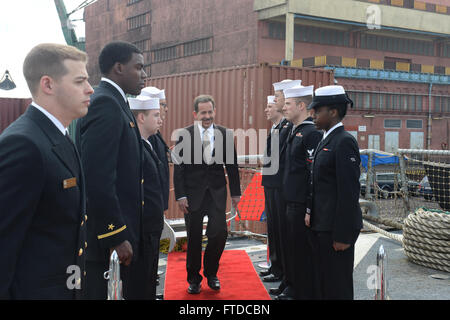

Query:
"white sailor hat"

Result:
[[272, 79, 302, 92], [129, 96, 160, 110], [284, 85, 314, 99], [140, 86, 166, 100], [267, 95, 276, 104], [307, 85, 353, 110]]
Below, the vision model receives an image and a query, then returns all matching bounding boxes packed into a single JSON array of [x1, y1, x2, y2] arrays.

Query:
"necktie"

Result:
[[65, 131, 75, 146], [203, 129, 212, 164], [65, 131, 81, 174]]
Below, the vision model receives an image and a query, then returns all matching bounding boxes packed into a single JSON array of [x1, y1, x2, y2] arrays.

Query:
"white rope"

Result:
[[363, 207, 450, 273]]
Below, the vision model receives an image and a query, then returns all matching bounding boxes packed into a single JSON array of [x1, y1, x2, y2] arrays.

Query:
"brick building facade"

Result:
[[84, 0, 450, 150]]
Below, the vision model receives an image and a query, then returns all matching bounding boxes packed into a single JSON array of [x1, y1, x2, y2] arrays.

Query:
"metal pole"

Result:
[[375, 245, 388, 300]]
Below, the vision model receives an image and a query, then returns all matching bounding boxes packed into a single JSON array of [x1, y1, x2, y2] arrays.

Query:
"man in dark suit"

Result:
[[0, 43, 93, 299], [278, 85, 322, 300], [173, 95, 241, 294], [307, 85, 363, 300], [130, 96, 165, 300], [260, 80, 297, 295], [76, 41, 147, 299]]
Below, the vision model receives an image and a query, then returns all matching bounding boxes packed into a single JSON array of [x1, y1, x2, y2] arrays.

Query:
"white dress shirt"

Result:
[[31, 102, 66, 135], [322, 122, 343, 140], [101, 77, 128, 103], [198, 123, 215, 152]]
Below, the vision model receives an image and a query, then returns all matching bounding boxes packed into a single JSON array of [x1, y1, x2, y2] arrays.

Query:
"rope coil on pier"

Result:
[[403, 208, 450, 273], [363, 207, 450, 273]]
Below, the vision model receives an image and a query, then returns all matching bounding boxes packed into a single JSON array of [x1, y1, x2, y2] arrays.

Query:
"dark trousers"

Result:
[[141, 231, 163, 300], [85, 254, 148, 300], [184, 189, 228, 284], [312, 231, 357, 300], [263, 188, 284, 278], [274, 188, 289, 290], [285, 202, 316, 299]]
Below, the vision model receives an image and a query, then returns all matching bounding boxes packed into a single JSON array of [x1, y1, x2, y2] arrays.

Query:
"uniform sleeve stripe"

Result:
[[97, 225, 127, 239]]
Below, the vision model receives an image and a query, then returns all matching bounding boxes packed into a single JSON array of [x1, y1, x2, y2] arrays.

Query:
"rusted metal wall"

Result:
[[147, 63, 334, 221], [0, 98, 31, 134]]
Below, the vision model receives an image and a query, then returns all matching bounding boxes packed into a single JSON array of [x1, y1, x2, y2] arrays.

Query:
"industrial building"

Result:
[[83, 0, 450, 151]]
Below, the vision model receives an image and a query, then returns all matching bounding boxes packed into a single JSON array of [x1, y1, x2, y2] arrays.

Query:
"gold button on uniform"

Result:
[[78, 248, 83, 256], [141, 179, 144, 184], [81, 220, 84, 226], [85, 241, 88, 248], [142, 201, 145, 206]]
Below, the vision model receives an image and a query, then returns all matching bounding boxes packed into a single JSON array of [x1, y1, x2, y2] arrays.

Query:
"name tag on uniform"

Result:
[[63, 177, 77, 189]]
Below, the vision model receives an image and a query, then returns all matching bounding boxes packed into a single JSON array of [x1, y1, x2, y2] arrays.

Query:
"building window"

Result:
[[152, 46, 177, 63], [406, 119, 422, 129], [133, 39, 151, 52], [127, 12, 150, 30], [143, 64, 151, 77], [127, 0, 142, 5], [360, 33, 434, 56], [294, 24, 349, 46], [384, 119, 402, 128], [183, 38, 212, 57], [444, 44, 450, 58], [268, 22, 350, 46], [434, 96, 450, 113]]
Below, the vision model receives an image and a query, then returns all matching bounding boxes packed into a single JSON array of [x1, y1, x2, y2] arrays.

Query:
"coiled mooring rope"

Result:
[[363, 207, 450, 273]]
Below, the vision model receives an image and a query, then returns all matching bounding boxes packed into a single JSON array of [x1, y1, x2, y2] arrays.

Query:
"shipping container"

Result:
[[146, 63, 334, 150], [0, 98, 31, 134], [146, 63, 334, 221]]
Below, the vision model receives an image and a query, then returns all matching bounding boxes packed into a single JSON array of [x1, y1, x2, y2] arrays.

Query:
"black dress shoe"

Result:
[[207, 277, 221, 290], [275, 293, 295, 300], [259, 270, 271, 277], [187, 283, 201, 294], [269, 287, 283, 295], [262, 274, 281, 282]]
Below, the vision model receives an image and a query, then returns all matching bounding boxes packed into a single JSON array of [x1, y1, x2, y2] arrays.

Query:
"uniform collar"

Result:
[[322, 122, 343, 140], [101, 77, 128, 103], [30, 102, 66, 135]]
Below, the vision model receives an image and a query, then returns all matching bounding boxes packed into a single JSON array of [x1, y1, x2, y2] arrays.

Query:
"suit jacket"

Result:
[[0, 105, 86, 299], [283, 118, 322, 206], [142, 140, 165, 234], [148, 131, 170, 211], [310, 126, 363, 244], [76, 80, 144, 262], [261, 118, 292, 188], [173, 124, 241, 212]]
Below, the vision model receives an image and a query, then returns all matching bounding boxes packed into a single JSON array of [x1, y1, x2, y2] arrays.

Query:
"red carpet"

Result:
[[164, 250, 271, 300]]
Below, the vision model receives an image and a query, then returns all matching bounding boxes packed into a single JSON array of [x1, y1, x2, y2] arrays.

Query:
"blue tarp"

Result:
[[360, 150, 402, 171]]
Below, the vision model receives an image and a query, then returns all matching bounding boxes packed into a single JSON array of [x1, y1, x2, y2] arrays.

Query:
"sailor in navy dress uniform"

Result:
[[307, 85, 363, 300], [278, 85, 322, 300], [76, 41, 147, 299], [129, 96, 165, 300], [261, 80, 298, 294], [0, 43, 92, 299], [140, 86, 170, 212]]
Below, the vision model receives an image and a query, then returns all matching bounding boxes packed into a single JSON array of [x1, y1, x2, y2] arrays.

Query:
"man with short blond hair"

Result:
[[279, 85, 322, 300], [0, 43, 93, 299], [130, 96, 165, 300]]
